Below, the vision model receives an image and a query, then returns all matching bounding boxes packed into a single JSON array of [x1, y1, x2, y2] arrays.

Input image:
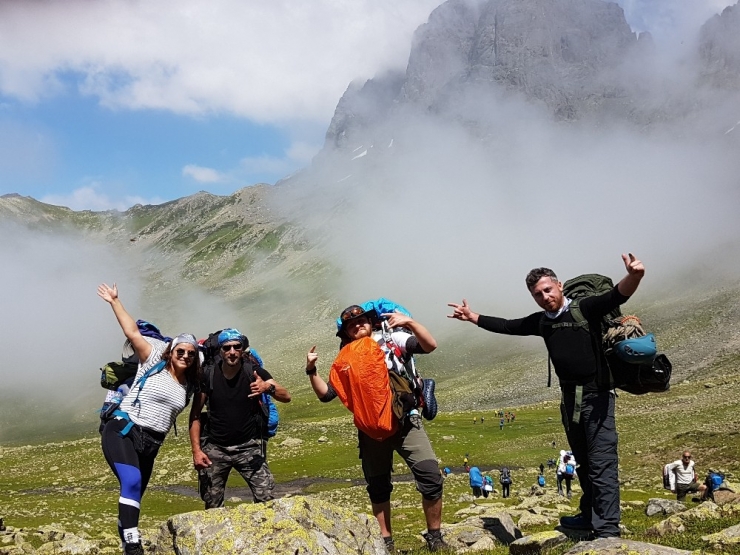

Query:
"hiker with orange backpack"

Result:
[[305, 304, 448, 553]]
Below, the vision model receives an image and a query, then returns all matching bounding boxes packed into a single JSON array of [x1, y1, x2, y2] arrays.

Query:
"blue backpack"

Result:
[[707, 472, 725, 492], [469, 467, 484, 488], [538, 474, 546, 487], [202, 343, 279, 439]]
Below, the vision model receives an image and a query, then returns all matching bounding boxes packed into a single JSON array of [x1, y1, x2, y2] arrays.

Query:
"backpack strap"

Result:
[[131, 360, 168, 408]]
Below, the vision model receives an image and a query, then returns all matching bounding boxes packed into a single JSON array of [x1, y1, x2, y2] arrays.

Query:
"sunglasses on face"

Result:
[[174, 348, 196, 359], [221, 344, 244, 353], [340, 306, 366, 322], [683, 455, 691, 459]]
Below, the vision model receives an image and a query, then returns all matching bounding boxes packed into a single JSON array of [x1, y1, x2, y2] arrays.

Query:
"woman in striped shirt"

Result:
[[98, 283, 201, 555]]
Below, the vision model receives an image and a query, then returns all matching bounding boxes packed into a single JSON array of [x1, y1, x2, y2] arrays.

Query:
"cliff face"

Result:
[[698, 2, 740, 89], [324, 0, 740, 150]]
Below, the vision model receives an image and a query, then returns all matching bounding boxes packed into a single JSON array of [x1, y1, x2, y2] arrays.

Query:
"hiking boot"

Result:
[[423, 530, 451, 552], [567, 491, 573, 499], [124, 542, 145, 555], [558, 489, 564, 496], [382, 536, 396, 554], [421, 379, 438, 420], [559, 514, 593, 531]]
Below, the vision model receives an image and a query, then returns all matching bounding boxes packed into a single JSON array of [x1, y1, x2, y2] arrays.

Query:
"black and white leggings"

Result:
[[101, 417, 160, 544]]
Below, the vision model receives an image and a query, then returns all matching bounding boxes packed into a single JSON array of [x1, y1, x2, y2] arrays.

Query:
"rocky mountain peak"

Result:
[[698, 1, 740, 89]]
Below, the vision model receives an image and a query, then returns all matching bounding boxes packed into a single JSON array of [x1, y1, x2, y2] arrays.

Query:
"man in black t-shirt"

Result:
[[189, 328, 291, 507], [448, 253, 645, 539]]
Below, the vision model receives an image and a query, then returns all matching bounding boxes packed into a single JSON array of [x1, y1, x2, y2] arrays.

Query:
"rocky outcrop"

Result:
[[698, 2, 740, 89], [564, 537, 693, 554], [645, 498, 686, 517], [325, 0, 648, 147], [152, 496, 386, 555]]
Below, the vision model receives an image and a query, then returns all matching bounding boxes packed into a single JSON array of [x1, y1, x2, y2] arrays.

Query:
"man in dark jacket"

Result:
[[448, 253, 645, 539]]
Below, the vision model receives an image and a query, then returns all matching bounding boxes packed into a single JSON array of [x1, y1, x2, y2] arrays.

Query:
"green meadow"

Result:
[[1, 368, 738, 554]]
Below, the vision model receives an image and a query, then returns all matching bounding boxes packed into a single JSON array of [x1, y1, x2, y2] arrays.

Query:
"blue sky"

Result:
[[0, 0, 734, 211]]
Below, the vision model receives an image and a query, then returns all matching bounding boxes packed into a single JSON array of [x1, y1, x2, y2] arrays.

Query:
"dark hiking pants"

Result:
[[560, 389, 620, 538]]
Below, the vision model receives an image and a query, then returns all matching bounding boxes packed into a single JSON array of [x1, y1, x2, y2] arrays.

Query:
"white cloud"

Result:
[[239, 139, 321, 180], [41, 184, 164, 211], [182, 164, 226, 183], [0, 0, 443, 124]]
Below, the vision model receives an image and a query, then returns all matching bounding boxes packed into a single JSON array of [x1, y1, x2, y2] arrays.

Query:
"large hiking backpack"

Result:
[[330, 336, 397, 441], [542, 274, 671, 395], [200, 330, 279, 439], [706, 471, 725, 492], [663, 464, 676, 490], [469, 467, 484, 488], [361, 299, 438, 420], [500, 467, 512, 485], [537, 474, 546, 487], [100, 320, 170, 391]]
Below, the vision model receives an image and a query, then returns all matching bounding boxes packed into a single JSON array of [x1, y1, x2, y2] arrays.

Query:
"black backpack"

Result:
[[541, 274, 671, 395], [199, 330, 277, 438], [500, 467, 512, 485]]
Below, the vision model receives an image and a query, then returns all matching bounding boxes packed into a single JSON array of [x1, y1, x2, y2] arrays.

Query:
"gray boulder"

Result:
[[564, 537, 693, 554], [510, 530, 568, 555], [645, 498, 686, 517], [153, 496, 386, 555]]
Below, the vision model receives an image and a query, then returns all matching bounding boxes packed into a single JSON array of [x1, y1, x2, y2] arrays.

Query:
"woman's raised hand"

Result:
[[97, 283, 118, 304]]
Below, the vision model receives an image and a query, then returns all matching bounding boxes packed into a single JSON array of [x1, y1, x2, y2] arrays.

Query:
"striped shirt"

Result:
[[118, 343, 188, 434]]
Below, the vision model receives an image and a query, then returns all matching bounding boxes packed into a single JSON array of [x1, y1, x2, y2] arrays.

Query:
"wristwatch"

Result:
[[266, 383, 276, 396], [306, 367, 317, 376]]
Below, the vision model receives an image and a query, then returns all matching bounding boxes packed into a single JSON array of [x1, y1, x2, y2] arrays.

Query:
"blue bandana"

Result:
[[218, 328, 243, 346]]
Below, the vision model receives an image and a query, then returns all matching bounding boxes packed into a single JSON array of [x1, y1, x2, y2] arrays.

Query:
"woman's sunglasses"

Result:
[[175, 348, 197, 359]]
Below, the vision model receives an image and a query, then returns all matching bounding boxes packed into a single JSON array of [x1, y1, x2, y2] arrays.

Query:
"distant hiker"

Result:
[[499, 417, 504, 430], [464, 454, 469, 466], [306, 305, 448, 552], [449, 252, 646, 539], [483, 475, 493, 498], [539, 462, 545, 475], [443, 467, 451, 477], [557, 450, 577, 498], [499, 467, 512, 498], [665, 451, 707, 501], [547, 457, 556, 469], [473, 416, 477, 424], [469, 466, 484, 498], [97, 283, 201, 555], [189, 328, 291, 508], [481, 416, 485, 424], [552, 441, 556, 449]]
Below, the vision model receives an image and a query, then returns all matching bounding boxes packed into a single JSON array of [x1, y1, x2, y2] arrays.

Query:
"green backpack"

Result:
[[100, 360, 138, 391], [542, 273, 671, 395]]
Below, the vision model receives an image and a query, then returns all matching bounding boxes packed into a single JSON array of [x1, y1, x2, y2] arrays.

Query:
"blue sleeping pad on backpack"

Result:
[[335, 298, 412, 331], [469, 466, 484, 488]]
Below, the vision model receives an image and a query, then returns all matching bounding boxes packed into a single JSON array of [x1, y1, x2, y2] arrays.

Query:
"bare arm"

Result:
[[306, 345, 330, 398], [188, 392, 211, 470], [447, 299, 480, 326], [97, 283, 152, 363], [382, 312, 438, 353], [616, 253, 645, 297]]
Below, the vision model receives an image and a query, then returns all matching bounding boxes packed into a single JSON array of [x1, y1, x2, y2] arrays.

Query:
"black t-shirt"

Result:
[[476, 287, 629, 391], [205, 360, 273, 446]]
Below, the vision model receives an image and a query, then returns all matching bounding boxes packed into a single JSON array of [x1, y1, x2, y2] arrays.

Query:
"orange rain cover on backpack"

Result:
[[329, 336, 397, 441]]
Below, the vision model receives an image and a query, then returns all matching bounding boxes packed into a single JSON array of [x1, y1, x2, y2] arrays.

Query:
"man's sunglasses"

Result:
[[340, 306, 366, 322], [175, 348, 197, 359], [221, 344, 244, 353]]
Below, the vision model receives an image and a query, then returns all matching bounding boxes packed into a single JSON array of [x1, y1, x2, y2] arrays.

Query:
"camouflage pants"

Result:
[[198, 439, 275, 508]]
